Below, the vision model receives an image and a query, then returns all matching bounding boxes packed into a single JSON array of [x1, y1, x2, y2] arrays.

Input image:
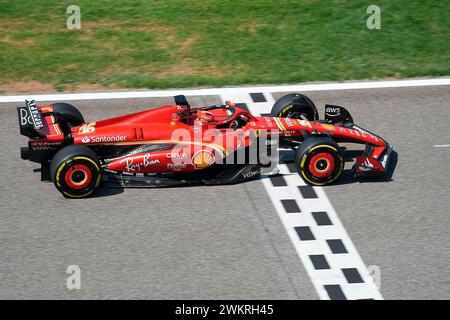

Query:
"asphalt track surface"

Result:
[[0, 85, 449, 299]]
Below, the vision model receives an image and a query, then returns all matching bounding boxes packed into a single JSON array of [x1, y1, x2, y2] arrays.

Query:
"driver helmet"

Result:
[[196, 110, 215, 125]]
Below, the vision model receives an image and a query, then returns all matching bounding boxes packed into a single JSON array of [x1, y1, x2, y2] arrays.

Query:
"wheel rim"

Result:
[[282, 104, 314, 120], [64, 164, 93, 190], [287, 111, 304, 119], [308, 152, 335, 178]]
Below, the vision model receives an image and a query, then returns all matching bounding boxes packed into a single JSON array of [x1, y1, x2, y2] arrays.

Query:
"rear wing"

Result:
[[17, 100, 45, 138]]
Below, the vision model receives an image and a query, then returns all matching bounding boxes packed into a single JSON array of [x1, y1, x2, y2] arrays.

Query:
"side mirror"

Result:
[[324, 104, 354, 126], [174, 95, 189, 107]]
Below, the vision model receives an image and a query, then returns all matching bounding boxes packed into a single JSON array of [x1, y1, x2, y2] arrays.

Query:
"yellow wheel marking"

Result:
[[309, 145, 337, 153], [300, 145, 336, 169], [301, 170, 327, 186], [72, 156, 100, 171], [63, 189, 95, 198], [55, 162, 67, 187], [300, 154, 307, 168], [280, 104, 293, 116], [298, 144, 344, 185], [56, 156, 101, 195]]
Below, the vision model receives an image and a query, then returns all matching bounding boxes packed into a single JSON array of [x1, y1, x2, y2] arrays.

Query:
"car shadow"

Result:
[[91, 186, 125, 198]]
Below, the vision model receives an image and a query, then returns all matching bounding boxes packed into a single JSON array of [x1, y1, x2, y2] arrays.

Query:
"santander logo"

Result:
[[81, 135, 126, 144]]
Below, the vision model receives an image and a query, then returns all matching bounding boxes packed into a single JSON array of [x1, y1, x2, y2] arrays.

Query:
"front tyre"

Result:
[[50, 145, 101, 198], [271, 93, 318, 121], [294, 137, 344, 186]]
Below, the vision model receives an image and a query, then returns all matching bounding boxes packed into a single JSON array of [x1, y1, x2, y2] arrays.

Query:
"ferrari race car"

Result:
[[18, 94, 393, 198]]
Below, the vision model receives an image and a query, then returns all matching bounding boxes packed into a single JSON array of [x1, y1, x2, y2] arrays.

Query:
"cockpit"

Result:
[[173, 95, 254, 129]]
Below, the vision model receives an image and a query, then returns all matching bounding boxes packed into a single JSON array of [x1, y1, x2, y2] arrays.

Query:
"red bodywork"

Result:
[[26, 102, 390, 176]]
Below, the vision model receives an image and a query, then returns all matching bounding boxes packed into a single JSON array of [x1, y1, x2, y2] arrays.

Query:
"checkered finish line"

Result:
[[220, 92, 383, 300]]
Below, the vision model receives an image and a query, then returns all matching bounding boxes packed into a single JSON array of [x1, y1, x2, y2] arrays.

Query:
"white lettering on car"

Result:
[[20, 108, 32, 126], [120, 153, 160, 172], [243, 170, 259, 179], [78, 122, 96, 134], [82, 135, 126, 143]]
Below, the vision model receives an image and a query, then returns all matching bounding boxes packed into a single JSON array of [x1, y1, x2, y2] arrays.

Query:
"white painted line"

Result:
[[223, 92, 383, 300], [1, 78, 449, 103], [434, 144, 450, 148]]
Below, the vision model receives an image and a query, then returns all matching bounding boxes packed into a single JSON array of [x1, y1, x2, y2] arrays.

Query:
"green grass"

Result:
[[0, 0, 449, 91]]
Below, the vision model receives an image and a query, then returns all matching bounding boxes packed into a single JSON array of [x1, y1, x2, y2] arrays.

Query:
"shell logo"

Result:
[[192, 150, 215, 169]]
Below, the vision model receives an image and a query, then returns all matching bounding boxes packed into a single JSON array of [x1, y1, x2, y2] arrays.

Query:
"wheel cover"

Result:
[[64, 164, 93, 190], [308, 152, 335, 178]]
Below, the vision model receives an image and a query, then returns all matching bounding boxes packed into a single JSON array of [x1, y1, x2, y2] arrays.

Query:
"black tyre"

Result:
[[270, 93, 318, 121], [294, 137, 344, 186], [51, 103, 84, 127], [50, 145, 101, 198]]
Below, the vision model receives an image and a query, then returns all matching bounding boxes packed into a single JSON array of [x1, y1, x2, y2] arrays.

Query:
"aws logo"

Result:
[[325, 106, 341, 117]]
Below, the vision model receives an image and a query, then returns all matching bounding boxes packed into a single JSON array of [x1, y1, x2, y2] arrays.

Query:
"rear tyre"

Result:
[[50, 145, 101, 198], [294, 137, 344, 186], [51, 103, 84, 127], [271, 93, 318, 121]]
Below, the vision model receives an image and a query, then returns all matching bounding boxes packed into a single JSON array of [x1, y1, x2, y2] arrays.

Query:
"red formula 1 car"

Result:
[[18, 94, 393, 198]]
